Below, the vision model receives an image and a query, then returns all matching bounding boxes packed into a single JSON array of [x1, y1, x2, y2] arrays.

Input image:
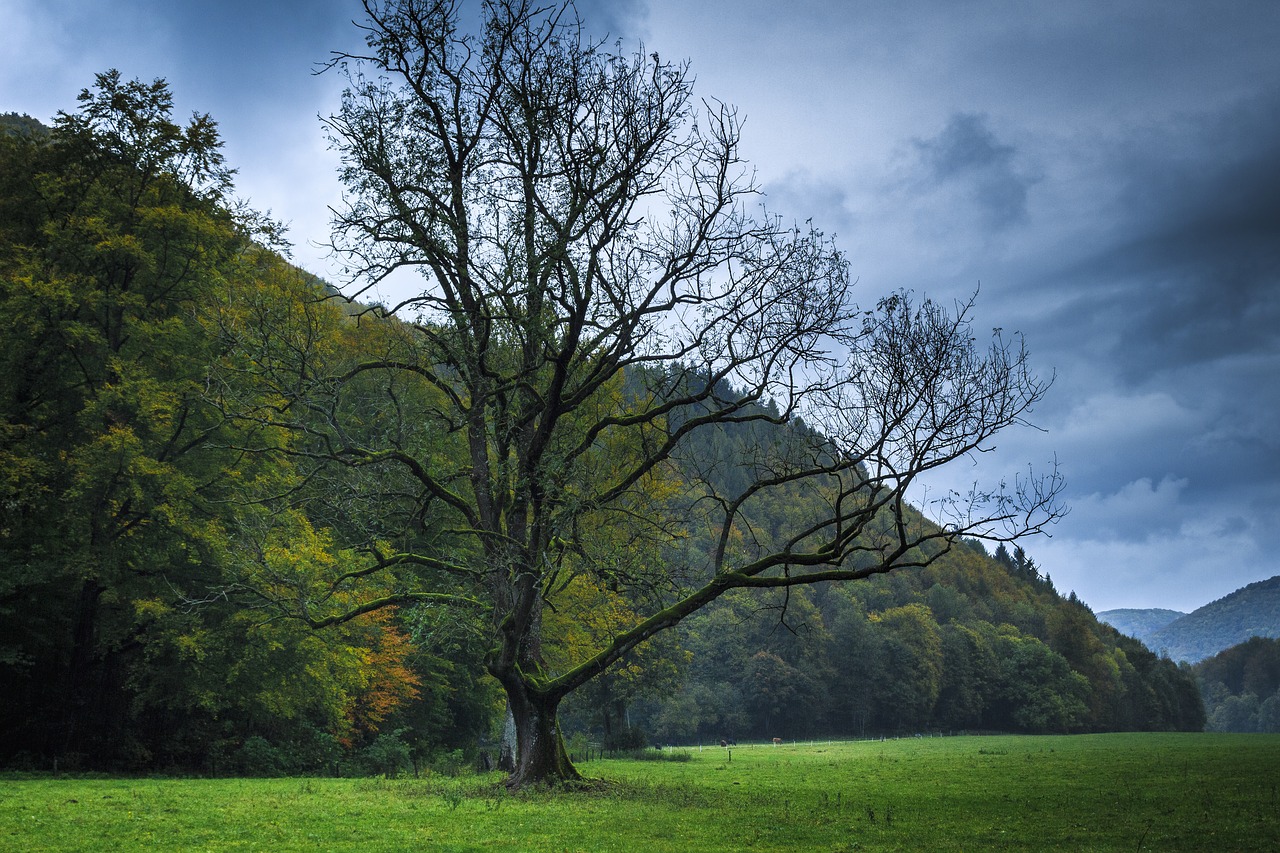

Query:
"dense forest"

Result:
[[0, 76, 1203, 776], [0, 89, 496, 774], [1194, 637, 1280, 733], [569, 540, 1205, 745]]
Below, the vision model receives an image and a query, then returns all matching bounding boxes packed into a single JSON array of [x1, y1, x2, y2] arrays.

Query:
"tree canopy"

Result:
[[0, 74, 482, 772]]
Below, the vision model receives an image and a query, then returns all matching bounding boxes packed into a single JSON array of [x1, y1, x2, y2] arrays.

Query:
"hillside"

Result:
[[1147, 576, 1280, 663], [562, 402, 1207, 742], [0, 112, 50, 139], [1193, 636, 1280, 732], [605, 525, 1205, 741], [1096, 608, 1186, 645]]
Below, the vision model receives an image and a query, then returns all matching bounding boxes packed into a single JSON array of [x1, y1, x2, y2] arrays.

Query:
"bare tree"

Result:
[[237, 0, 1062, 788]]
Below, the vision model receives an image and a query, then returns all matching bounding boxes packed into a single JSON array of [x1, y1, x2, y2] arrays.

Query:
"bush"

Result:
[[281, 725, 344, 775], [359, 729, 412, 778], [234, 737, 284, 777], [429, 747, 468, 776]]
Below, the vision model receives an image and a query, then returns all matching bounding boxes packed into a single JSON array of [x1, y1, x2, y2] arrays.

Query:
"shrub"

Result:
[[359, 729, 412, 778]]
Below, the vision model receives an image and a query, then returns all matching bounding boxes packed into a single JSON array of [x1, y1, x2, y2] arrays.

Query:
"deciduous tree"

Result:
[[0, 72, 249, 761], [228, 0, 1063, 787]]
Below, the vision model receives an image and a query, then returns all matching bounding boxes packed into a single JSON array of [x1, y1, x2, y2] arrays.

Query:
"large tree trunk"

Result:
[[504, 683, 580, 789]]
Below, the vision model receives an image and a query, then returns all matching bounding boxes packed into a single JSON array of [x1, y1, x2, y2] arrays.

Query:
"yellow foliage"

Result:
[[543, 574, 644, 673]]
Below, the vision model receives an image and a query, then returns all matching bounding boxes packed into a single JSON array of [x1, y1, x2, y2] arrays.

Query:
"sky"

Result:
[[3, 0, 1279, 613]]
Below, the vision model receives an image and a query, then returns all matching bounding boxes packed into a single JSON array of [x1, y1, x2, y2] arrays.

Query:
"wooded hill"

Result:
[[1193, 636, 1280, 732], [553, 388, 1203, 743], [1100, 576, 1280, 663], [0, 81, 1202, 775], [565, 486, 1205, 743], [1096, 608, 1187, 641]]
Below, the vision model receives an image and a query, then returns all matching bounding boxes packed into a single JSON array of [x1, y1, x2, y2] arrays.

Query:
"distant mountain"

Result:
[[0, 112, 50, 139], [1097, 608, 1186, 643], [1112, 577, 1280, 664]]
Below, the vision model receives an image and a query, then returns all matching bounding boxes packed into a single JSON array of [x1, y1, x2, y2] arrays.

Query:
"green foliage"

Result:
[[0, 70, 252, 766], [616, 408, 1202, 742], [1197, 636, 1280, 698], [871, 604, 944, 729], [0, 74, 457, 773], [358, 728, 414, 778], [0, 112, 50, 139], [232, 736, 286, 777], [1195, 636, 1280, 732], [990, 631, 1090, 732], [935, 621, 996, 728], [623, 532, 1204, 741]]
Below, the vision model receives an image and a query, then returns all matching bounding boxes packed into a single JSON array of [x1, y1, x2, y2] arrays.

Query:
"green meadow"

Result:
[[3, 733, 1277, 852]]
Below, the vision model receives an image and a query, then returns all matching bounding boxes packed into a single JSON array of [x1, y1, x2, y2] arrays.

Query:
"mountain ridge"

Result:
[[1099, 576, 1280, 663], [1096, 608, 1186, 640]]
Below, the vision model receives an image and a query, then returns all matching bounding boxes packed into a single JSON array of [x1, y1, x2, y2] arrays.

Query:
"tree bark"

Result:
[[503, 683, 580, 789], [498, 702, 517, 773]]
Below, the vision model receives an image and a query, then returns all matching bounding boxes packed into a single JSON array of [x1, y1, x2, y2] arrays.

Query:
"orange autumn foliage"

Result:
[[342, 609, 422, 744]]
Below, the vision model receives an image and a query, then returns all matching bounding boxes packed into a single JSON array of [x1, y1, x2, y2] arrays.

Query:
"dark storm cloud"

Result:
[[912, 113, 1035, 229], [1072, 90, 1280, 378], [1025, 88, 1280, 505]]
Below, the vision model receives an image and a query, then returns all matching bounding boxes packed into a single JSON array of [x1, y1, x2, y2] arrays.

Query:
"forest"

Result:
[[0, 77, 1202, 780], [1195, 636, 1280, 733], [1, 0, 1221, 790]]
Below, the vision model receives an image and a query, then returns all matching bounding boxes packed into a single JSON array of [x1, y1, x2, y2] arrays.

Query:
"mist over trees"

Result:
[[0, 1, 1204, 784]]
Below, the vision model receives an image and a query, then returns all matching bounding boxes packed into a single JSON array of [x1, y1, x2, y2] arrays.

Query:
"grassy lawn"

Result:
[[3, 733, 1277, 851]]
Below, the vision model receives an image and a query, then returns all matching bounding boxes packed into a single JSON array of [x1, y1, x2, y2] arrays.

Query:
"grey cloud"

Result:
[[1063, 90, 1280, 379], [573, 0, 649, 42], [1065, 476, 1189, 541], [995, 90, 1280, 543], [761, 170, 856, 237], [911, 113, 1036, 229], [916, 113, 1014, 179]]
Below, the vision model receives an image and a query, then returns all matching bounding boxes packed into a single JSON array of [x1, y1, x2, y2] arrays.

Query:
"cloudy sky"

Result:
[[4, 0, 1278, 613]]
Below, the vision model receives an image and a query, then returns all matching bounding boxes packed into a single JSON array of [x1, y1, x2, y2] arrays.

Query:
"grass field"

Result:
[[3, 733, 1278, 851]]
